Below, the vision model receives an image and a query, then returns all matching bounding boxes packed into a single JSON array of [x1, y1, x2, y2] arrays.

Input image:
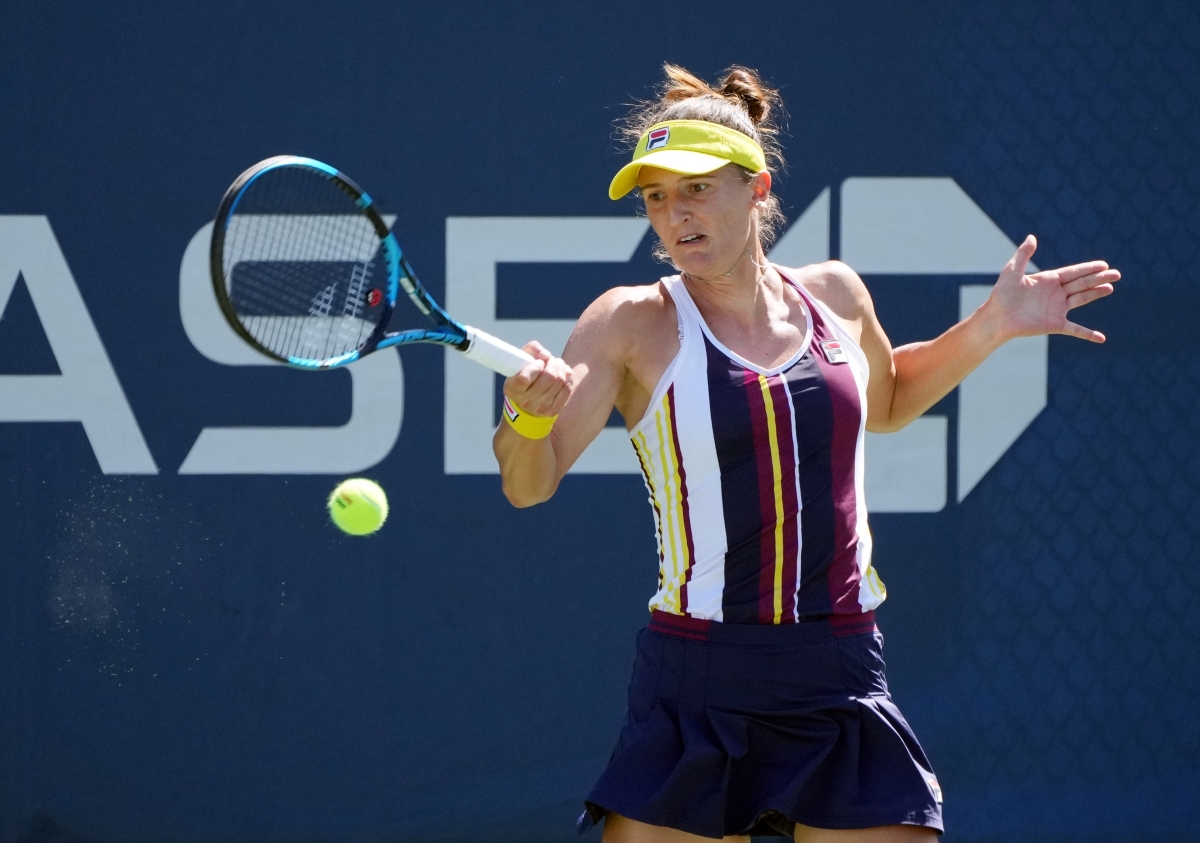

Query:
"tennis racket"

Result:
[[209, 155, 534, 375]]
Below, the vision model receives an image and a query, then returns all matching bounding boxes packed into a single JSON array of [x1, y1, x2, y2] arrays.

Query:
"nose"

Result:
[[666, 192, 692, 227]]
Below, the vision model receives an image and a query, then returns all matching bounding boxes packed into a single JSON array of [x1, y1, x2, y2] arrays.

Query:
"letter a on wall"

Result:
[[0, 217, 157, 473]]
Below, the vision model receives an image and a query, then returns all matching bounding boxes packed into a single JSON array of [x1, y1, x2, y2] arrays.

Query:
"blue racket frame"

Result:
[[211, 156, 472, 369]]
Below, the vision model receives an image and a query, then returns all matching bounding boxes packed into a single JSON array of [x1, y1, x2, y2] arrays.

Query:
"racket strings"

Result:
[[222, 166, 388, 362]]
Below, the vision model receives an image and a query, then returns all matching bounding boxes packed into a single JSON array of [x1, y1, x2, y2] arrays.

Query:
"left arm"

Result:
[[804, 235, 1120, 433]]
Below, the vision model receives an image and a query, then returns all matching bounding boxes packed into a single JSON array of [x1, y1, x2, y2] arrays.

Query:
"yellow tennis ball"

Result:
[[327, 478, 388, 536]]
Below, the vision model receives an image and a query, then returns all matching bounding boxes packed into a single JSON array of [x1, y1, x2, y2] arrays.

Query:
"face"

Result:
[[637, 163, 771, 279]]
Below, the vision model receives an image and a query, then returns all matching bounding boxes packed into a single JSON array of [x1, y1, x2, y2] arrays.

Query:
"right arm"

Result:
[[492, 288, 638, 507]]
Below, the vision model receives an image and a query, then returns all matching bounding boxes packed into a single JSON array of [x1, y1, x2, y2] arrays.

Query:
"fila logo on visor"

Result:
[[646, 127, 670, 150], [820, 340, 848, 364]]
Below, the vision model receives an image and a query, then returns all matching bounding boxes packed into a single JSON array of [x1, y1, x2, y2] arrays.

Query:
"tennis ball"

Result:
[[327, 478, 388, 536]]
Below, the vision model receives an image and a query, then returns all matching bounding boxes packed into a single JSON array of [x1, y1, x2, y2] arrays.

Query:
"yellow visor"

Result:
[[608, 119, 767, 200]]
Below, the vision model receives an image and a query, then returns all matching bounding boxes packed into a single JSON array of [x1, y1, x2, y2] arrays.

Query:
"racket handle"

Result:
[[461, 326, 536, 377]]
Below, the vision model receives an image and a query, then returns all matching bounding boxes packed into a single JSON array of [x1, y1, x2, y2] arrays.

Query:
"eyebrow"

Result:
[[638, 175, 708, 190]]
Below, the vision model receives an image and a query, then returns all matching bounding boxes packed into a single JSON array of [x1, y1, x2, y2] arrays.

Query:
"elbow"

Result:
[[866, 410, 920, 434], [500, 477, 558, 508], [502, 489, 547, 509], [492, 432, 562, 507], [868, 377, 907, 433], [866, 417, 906, 435]]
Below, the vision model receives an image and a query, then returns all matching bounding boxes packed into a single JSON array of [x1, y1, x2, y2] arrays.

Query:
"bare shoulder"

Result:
[[786, 260, 874, 321], [571, 280, 676, 348], [570, 281, 680, 417]]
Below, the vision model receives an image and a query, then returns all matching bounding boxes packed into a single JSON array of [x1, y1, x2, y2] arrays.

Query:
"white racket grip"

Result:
[[461, 326, 535, 377]]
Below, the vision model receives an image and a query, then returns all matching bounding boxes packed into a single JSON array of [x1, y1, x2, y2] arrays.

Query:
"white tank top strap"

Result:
[[630, 276, 698, 436], [774, 265, 871, 375], [661, 274, 704, 339]]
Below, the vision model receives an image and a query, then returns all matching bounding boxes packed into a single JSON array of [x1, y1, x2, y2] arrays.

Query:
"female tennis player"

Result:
[[493, 65, 1118, 843]]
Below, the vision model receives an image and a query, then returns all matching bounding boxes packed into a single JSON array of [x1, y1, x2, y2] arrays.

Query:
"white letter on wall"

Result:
[[0, 216, 157, 474], [177, 222, 403, 474], [768, 189, 948, 512], [841, 177, 1044, 510], [768, 187, 830, 269], [444, 217, 649, 474], [957, 285, 1046, 500]]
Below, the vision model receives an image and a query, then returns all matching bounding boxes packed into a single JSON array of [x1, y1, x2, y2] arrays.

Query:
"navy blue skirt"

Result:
[[582, 611, 943, 838]]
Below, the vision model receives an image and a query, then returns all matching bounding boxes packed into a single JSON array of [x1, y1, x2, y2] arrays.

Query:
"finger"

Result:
[[523, 361, 571, 403], [524, 367, 561, 401], [523, 340, 553, 362], [538, 379, 571, 415], [523, 372, 569, 415], [1062, 268, 1121, 296], [1065, 284, 1115, 310], [507, 358, 545, 392], [1059, 319, 1105, 343], [1037, 260, 1110, 286], [1007, 234, 1037, 276]]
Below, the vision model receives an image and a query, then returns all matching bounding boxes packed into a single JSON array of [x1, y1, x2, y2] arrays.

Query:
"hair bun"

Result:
[[718, 66, 774, 126], [620, 63, 784, 174]]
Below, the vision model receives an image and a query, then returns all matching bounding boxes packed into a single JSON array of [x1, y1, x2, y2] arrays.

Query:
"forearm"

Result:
[[493, 424, 561, 507], [489, 287, 641, 506], [881, 302, 1007, 431]]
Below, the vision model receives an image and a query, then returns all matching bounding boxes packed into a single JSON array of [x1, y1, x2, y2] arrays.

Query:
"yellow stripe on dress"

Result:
[[757, 374, 787, 624], [633, 431, 665, 593], [643, 393, 691, 619], [652, 402, 683, 613], [660, 392, 691, 613], [632, 432, 666, 575]]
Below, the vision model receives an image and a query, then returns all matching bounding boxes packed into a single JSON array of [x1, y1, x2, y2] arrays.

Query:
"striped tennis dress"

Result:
[[630, 270, 887, 625], [583, 270, 944, 836]]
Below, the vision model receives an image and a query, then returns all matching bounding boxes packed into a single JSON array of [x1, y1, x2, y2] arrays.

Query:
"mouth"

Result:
[[677, 233, 706, 245]]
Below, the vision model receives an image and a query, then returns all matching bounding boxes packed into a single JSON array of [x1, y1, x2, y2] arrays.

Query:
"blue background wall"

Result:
[[2, 2, 1198, 841]]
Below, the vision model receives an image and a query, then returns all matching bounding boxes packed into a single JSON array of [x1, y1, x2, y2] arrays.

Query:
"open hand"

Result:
[[987, 235, 1121, 343]]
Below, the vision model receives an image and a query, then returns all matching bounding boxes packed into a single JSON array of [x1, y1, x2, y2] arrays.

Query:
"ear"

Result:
[[751, 170, 772, 205]]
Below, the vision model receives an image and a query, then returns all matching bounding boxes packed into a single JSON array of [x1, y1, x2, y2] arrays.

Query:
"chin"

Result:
[[659, 241, 720, 278], [674, 259, 719, 279], [665, 250, 708, 275]]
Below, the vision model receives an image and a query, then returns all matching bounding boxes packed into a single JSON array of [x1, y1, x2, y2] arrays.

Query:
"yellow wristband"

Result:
[[503, 396, 557, 440]]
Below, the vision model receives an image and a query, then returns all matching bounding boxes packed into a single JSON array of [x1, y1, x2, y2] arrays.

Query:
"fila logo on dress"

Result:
[[819, 340, 847, 364]]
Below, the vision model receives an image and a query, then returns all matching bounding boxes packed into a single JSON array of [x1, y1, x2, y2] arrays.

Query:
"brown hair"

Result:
[[620, 64, 787, 257]]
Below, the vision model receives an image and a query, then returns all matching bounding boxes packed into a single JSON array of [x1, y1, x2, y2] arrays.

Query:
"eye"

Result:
[[689, 182, 709, 194], [643, 191, 664, 202]]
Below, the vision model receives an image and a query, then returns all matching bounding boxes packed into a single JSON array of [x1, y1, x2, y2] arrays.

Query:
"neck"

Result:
[[682, 248, 754, 284], [680, 238, 780, 328]]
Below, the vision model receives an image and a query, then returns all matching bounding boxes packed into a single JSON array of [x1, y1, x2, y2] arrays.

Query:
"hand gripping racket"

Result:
[[210, 156, 534, 375]]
